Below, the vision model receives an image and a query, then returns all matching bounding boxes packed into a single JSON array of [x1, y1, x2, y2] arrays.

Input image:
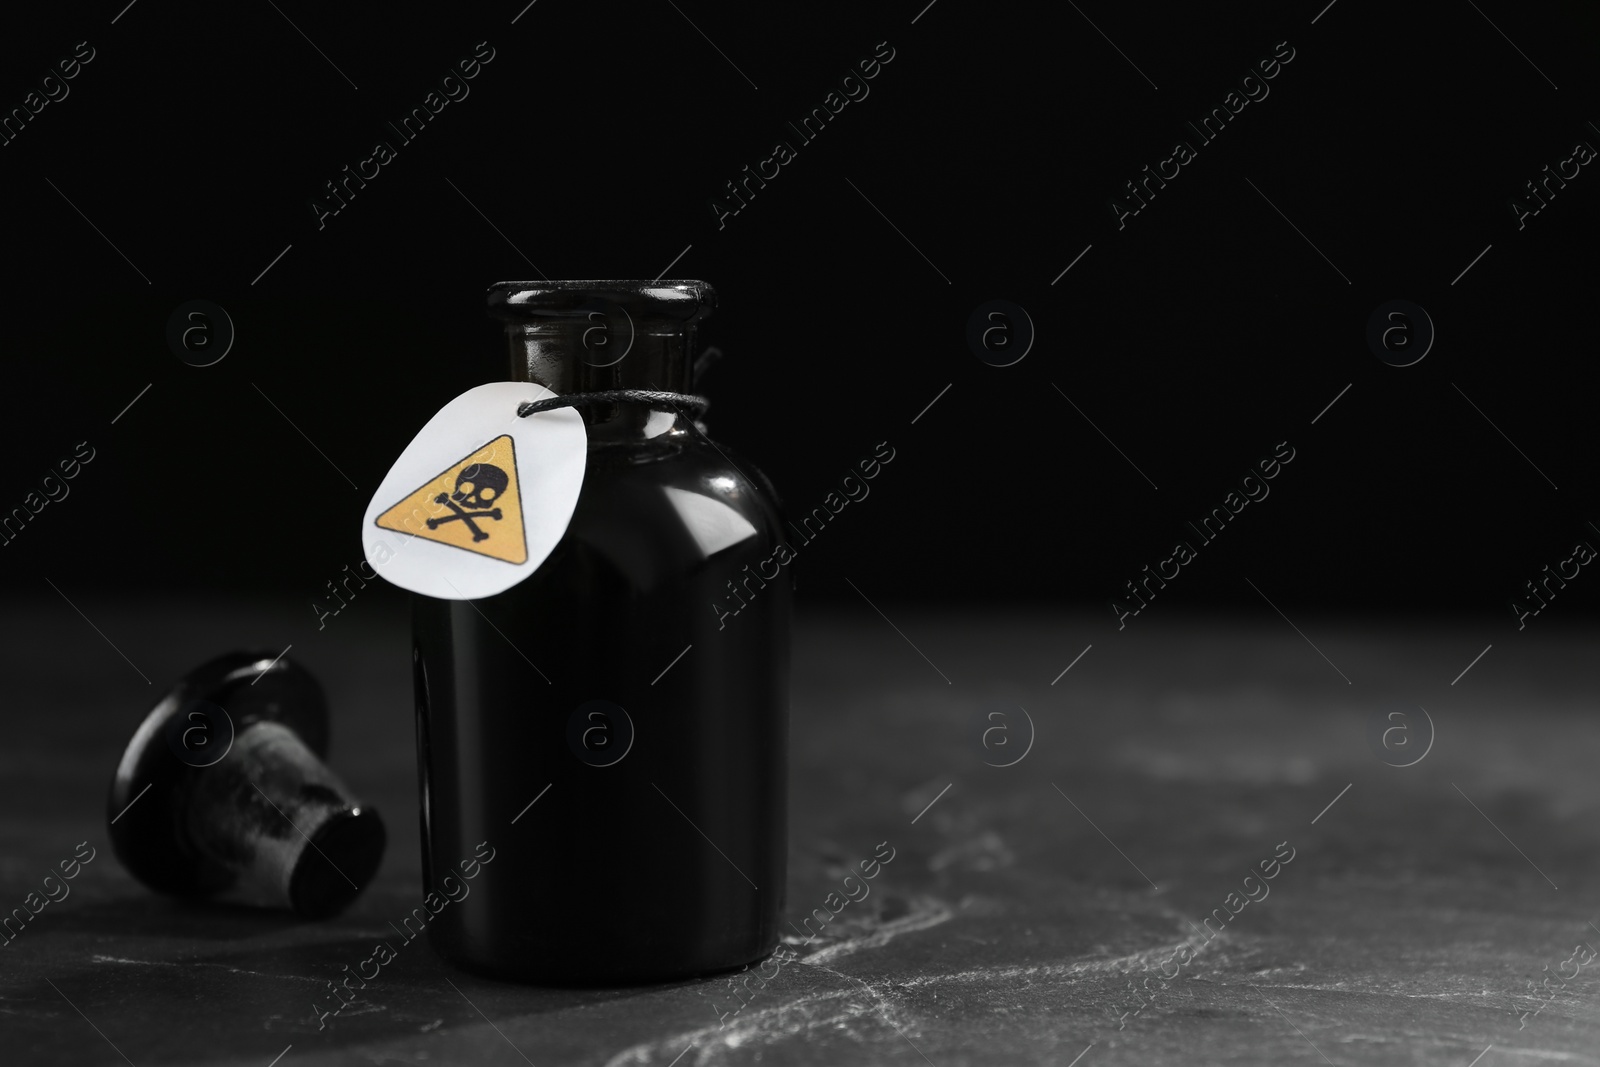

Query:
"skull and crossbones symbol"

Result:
[[425, 463, 507, 542]]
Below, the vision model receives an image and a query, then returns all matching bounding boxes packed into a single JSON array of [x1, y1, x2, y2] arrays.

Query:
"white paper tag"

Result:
[[361, 382, 587, 600]]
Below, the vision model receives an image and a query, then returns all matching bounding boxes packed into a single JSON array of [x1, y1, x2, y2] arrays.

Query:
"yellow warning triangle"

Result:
[[375, 435, 528, 564]]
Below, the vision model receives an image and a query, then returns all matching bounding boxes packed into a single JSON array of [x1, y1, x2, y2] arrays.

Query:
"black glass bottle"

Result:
[[411, 280, 790, 984]]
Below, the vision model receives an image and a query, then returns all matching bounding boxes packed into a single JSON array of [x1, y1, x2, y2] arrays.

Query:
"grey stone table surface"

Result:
[[2, 596, 1598, 1066]]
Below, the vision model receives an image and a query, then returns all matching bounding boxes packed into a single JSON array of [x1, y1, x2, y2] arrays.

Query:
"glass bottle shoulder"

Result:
[[552, 426, 786, 581]]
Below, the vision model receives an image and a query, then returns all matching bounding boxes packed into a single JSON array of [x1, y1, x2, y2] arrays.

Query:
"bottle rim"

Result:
[[488, 280, 715, 322]]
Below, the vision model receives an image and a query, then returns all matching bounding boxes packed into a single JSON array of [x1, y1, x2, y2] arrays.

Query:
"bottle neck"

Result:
[[505, 320, 699, 442], [491, 280, 714, 444]]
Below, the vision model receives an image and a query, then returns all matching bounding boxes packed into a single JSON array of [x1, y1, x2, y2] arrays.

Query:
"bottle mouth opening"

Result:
[[488, 280, 715, 323]]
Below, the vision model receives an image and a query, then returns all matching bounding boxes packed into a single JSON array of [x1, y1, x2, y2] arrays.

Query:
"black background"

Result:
[[1, 0, 1595, 629]]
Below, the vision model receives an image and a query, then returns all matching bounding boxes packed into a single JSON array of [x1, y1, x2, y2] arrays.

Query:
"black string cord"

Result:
[[516, 390, 710, 420], [517, 346, 721, 423]]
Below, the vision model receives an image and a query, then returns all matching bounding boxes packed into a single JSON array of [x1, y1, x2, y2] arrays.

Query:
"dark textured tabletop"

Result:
[[3, 598, 1598, 1066]]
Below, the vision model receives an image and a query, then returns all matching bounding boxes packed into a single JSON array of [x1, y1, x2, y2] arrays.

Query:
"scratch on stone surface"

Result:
[[92, 954, 324, 984], [604, 934, 1257, 1066], [600, 989, 874, 1067], [900, 961, 1078, 988], [897, 934, 1216, 990], [1256, 981, 1508, 1001], [794, 894, 955, 966], [807, 959, 927, 1047], [602, 903, 952, 1067], [330, 999, 385, 1019], [1065, 933, 1218, 979], [1398, 1047, 1589, 1063]]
